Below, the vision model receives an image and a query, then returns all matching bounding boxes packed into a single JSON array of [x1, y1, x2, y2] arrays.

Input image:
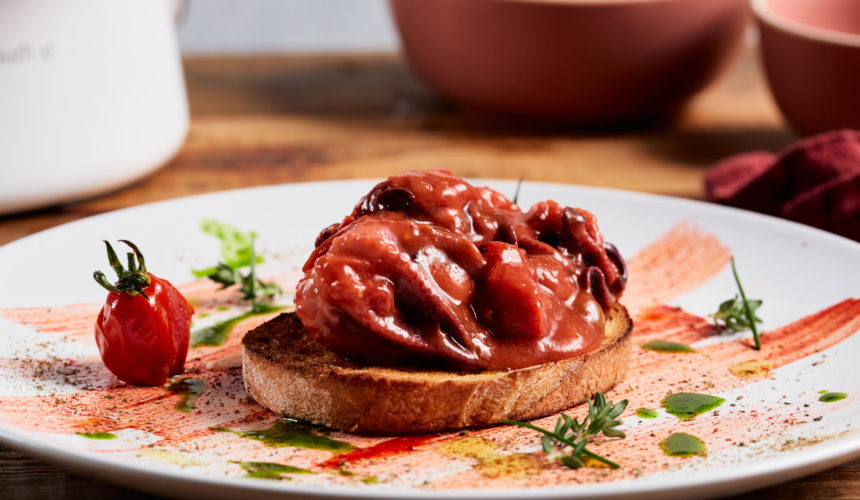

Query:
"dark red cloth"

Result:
[[705, 129, 860, 242]]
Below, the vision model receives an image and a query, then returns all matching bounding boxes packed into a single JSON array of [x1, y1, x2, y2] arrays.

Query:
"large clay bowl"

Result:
[[389, 0, 749, 124]]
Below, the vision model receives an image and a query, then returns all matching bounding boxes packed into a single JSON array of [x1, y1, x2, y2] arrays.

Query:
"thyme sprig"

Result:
[[711, 256, 763, 349], [503, 392, 627, 469]]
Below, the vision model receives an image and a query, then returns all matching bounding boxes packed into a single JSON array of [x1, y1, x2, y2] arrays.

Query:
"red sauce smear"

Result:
[[317, 435, 437, 470], [624, 222, 731, 312], [0, 279, 236, 345], [295, 169, 626, 371]]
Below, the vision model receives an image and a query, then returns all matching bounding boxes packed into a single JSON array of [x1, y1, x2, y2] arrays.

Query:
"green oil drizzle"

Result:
[[661, 392, 725, 421], [819, 392, 848, 403], [212, 418, 356, 452], [75, 431, 117, 440], [636, 407, 659, 419], [818, 389, 829, 394], [190, 304, 283, 348], [326, 468, 379, 484], [659, 433, 707, 457], [640, 339, 700, 354], [237, 461, 312, 479], [166, 378, 207, 412]]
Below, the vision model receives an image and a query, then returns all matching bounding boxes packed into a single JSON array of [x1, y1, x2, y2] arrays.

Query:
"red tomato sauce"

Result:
[[295, 170, 626, 371]]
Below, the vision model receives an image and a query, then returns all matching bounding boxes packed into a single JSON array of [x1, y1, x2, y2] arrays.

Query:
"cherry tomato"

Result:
[[93, 240, 193, 386]]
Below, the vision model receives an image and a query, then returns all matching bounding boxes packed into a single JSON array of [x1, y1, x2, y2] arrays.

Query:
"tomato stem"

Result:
[[119, 239, 147, 273], [93, 271, 121, 293], [94, 240, 152, 298]]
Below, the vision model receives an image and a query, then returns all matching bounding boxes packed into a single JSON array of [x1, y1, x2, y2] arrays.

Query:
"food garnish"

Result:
[[640, 339, 701, 354], [190, 304, 281, 348], [819, 392, 848, 403], [93, 240, 193, 386], [188, 219, 283, 348], [193, 219, 281, 312], [192, 218, 262, 277], [503, 392, 627, 469], [212, 419, 355, 452], [635, 408, 659, 419], [236, 461, 312, 479], [659, 432, 707, 457], [661, 392, 725, 421], [711, 256, 763, 349], [76, 431, 118, 440], [165, 377, 207, 412], [511, 176, 524, 204], [729, 359, 772, 379]]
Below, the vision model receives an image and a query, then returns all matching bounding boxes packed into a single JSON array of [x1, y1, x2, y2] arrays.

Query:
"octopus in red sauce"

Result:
[[295, 170, 626, 371]]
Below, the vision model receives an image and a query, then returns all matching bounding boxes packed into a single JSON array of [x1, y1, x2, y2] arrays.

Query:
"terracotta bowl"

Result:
[[753, 0, 860, 136], [389, 0, 749, 124]]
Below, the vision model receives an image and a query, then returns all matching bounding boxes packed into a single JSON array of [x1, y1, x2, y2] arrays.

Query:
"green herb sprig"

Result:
[[192, 218, 262, 277], [511, 177, 525, 205], [503, 392, 627, 469], [711, 256, 762, 349], [193, 219, 281, 312]]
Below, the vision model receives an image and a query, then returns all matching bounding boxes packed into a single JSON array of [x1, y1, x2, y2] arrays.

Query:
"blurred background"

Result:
[[1, 0, 857, 240], [178, 0, 398, 54]]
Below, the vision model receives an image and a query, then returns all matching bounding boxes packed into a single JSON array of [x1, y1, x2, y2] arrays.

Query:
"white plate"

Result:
[[1, 179, 859, 499]]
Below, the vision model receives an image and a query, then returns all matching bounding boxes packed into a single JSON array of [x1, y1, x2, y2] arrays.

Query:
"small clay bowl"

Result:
[[389, 0, 749, 125], [753, 0, 860, 135]]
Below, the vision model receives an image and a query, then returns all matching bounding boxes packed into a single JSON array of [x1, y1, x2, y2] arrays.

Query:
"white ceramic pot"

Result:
[[0, 0, 189, 215]]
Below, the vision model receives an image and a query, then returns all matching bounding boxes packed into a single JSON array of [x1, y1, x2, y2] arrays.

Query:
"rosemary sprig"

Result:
[[711, 256, 763, 349], [503, 392, 627, 469]]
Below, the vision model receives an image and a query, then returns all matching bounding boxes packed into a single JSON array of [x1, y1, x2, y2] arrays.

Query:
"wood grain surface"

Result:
[[1, 49, 858, 499]]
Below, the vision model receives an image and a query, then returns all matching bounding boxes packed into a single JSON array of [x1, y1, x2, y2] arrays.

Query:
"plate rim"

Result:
[[2, 177, 859, 254]]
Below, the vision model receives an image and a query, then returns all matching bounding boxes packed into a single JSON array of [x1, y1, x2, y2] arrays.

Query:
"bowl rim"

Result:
[[752, 0, 860, 48], [392, 0, 737, 6]]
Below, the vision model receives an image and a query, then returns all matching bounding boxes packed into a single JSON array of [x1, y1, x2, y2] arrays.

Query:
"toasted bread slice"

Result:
[[242, 304, 632, 433]]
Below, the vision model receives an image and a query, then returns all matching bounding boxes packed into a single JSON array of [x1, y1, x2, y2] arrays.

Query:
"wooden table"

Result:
[[1, 50, 858, 498]]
